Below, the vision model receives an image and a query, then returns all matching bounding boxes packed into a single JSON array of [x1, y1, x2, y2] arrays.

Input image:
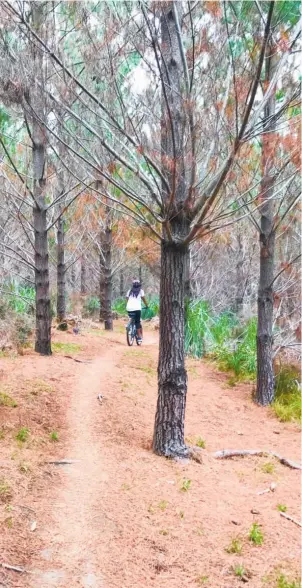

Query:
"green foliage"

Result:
[[50, 431, 59, 442], [52, 342, 81, 354], [196, 437, 206, 449], [0, 392, 17, 407], [185, 298, 256, 380], [277, 504, 287, 513], [233, 564, 248, 579], [16, 427, 29, 443], [225, 537, 243, 554], [13, 315, 34, 348], [112, 297, 127, 316], [277, 574, 301, 588], [216, 318, 257, 378], [83, 296, 100, 316], [261, 462, 275, 474], [4, 282, 35, 314], [180, 478, 191, 492], [248, 523, 264, 545], [141, 296, 159, 320], [273, 366, 301, 423]]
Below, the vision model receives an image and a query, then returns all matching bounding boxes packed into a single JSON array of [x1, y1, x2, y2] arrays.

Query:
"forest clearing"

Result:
[[0, 320, 300, 588]]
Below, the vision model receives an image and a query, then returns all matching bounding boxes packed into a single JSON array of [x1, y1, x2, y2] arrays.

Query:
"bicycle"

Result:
[[126, 308, 147, 347]]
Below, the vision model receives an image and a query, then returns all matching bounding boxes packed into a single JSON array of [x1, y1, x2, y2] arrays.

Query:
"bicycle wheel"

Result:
[[126, 323, 135, 346]]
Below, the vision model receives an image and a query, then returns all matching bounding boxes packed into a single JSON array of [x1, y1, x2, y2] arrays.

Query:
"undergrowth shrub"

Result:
[[83, 296, 100, 317], [273, 366, 301, 423], [13, 315, 34, 350], [215, 318, 257, 379]]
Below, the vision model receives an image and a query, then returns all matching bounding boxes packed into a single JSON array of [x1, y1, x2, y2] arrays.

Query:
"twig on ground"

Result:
[[1, 563, 25, 573], [64, 355, 92, 364], [280, 512, 302, 527], [46, 459, 80, 465], [213, 449, 301, 470], [257, 482, 277, 495]]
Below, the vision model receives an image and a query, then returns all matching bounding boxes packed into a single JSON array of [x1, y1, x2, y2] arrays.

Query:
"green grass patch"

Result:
[[180, 478, 191, 492], [225, 537, 243, 554], [277, 504, 287, 513], [52, 342, 81, 354], [0, 479, 12, 503], [0, 392, 17, 407], [50, 431, 59, 442], [27, 379, 54, 396], [248, 523, 264, 545], [276, 574, 301, 588], [16, 427, 30, 443], [233, 563, 250, 580], [261, 461, 275, 474], [272, 366, 301, 423], [196, 437, 206, 449]]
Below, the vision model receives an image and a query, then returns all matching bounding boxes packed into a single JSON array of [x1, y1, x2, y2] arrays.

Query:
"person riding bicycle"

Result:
[[126, 279, 148, 344]]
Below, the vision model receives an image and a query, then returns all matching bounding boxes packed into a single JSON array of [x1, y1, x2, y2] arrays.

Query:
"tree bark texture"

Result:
[[31, 2, 51, 355], [56, 216, 66, 322], [80, 258, 86, 295], [153, 238, 188, 456], [34, 203, 51, 355], [99, 227, 113, 330], [256, 44, 277, 406], [119, 268, 124, 297], [153, 2, 189, 456]]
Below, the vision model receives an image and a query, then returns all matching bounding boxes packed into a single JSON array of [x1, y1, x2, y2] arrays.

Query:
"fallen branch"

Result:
[[64, 355, 92, 364], [257, 482, 277, 495], [213, 449, 301, 470], [280, 512, 301, 527], [46, 459, 80, 465], [1, 563, 25, 573]]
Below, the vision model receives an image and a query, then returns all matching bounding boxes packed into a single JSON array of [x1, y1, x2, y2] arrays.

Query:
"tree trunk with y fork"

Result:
[[255, 43, 277, 406], [31, 2, 51, 355], [56, 216, 66, 322], [153, 2, 190, 457]]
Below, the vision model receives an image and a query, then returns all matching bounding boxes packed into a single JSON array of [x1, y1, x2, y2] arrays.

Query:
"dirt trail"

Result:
[[1, 323, 300, 588], [29, 343, 121, 588]]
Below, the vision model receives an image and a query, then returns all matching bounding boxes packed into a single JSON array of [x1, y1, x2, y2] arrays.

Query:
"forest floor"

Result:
[[0, 320, 300, 588]]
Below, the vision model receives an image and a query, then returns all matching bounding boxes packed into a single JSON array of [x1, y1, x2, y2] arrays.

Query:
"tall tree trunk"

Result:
[[119, 268, 124, 297], [234, 228, 244, 314], [34, 203, 51, 355], [56, 216, 66, 322], [138, 264, 142, 283], [153, 3, 189, 457], [71, 265, 76, 291], [80, 257, 86, 295], [255, 44, 277, 406], [184, 248, 192, 301], [31, 3, 51, 355], [99, 227, 113, 330], [153, 236, 188, 456]]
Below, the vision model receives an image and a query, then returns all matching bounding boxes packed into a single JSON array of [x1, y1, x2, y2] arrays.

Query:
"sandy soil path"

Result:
[[29, 343, 121, 588]]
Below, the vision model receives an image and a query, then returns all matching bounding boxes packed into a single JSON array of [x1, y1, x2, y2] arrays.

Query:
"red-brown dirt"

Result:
[[0, 321, 300, 588]]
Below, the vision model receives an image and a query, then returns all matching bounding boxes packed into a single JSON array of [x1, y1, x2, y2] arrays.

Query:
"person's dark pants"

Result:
[[128, 310, 141, 329]]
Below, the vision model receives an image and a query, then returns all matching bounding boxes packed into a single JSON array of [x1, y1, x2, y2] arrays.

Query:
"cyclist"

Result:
[[126, 279, 148, 343]]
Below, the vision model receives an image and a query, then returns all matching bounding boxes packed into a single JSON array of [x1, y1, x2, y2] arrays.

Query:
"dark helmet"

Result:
[[132, 278, 141, 287]]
